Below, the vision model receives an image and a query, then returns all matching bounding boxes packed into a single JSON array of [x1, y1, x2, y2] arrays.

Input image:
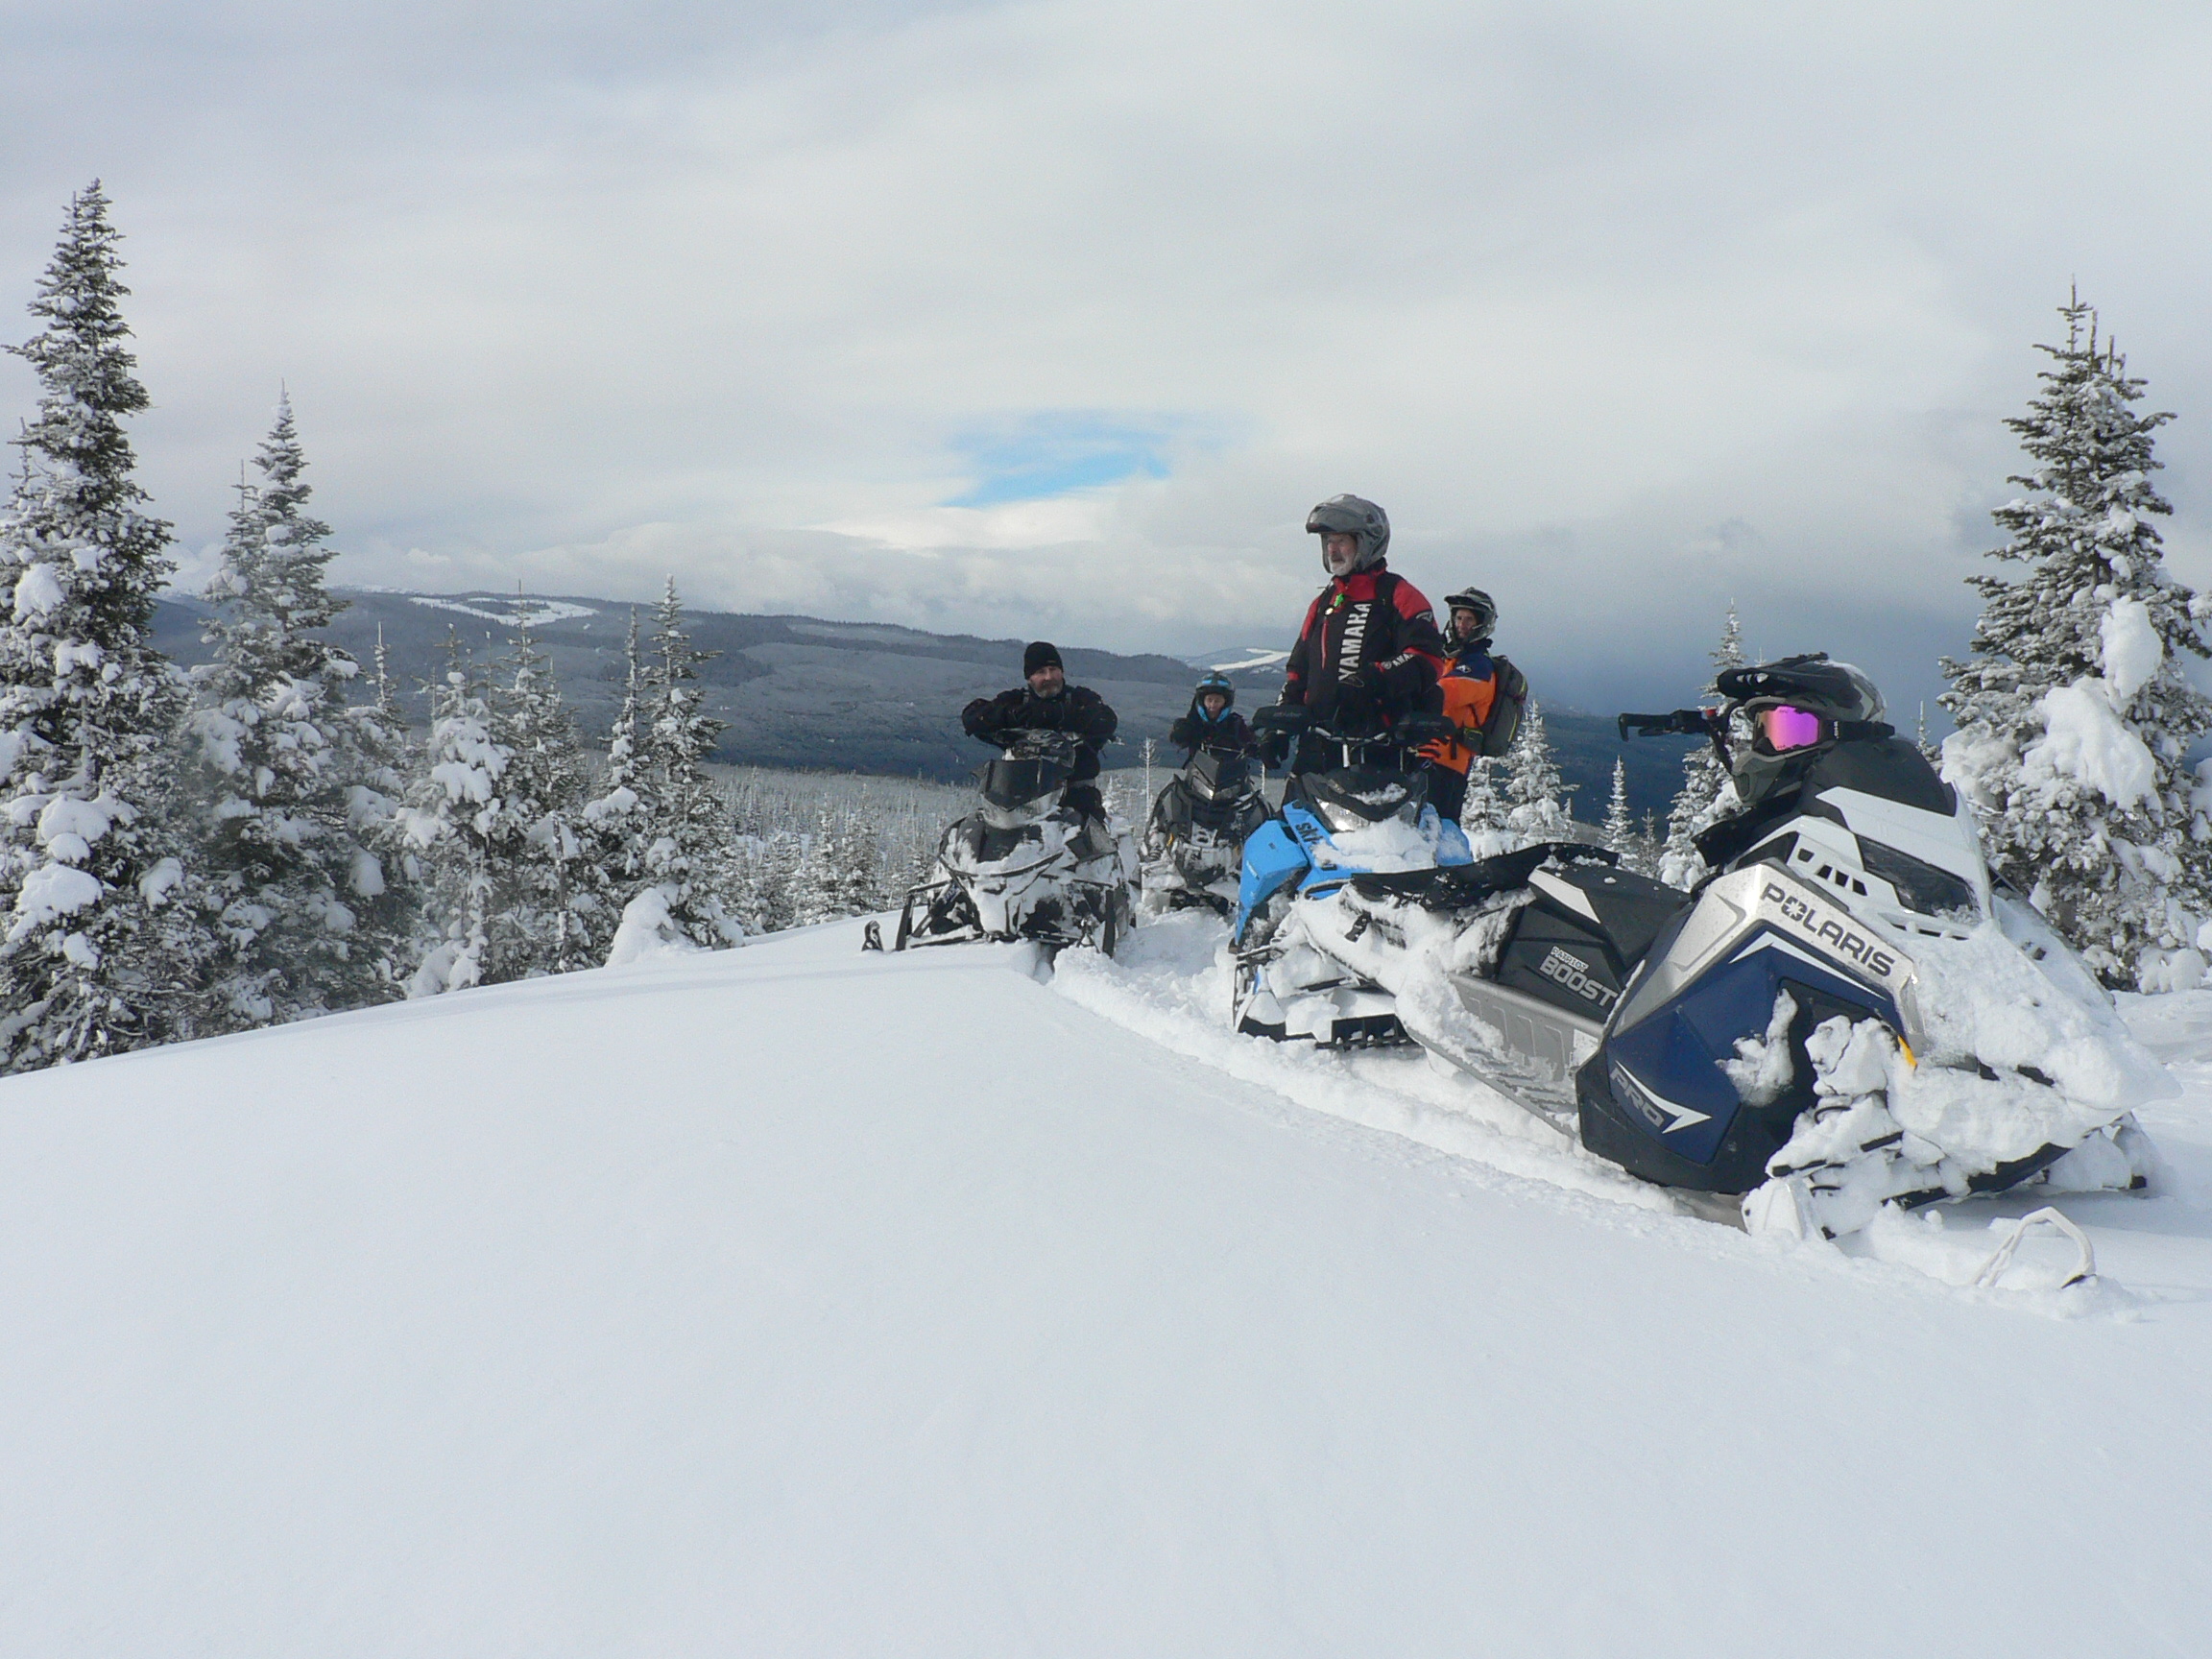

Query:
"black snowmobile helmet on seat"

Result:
[[1716, 653, 1890, 808], [1307, 494, 1389, 573], [1444, 588, 1498, 638]]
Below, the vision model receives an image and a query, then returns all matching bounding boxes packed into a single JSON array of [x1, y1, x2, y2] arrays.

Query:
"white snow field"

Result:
[[5, 917, 2211, 1656]]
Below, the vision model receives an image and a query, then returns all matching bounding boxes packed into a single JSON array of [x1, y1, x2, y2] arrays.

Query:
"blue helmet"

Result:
[[1192, 672, 1236, 719]]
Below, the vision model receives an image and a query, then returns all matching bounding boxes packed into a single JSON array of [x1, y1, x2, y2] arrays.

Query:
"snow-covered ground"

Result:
[[4, 918, 2210, 1654]]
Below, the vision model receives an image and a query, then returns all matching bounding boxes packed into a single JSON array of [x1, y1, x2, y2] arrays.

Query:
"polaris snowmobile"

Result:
[[1236, 656, 2170, 1239], [894, 729, 1137, 954], [1140, 746, 1272, 918], [1230, 707, 1473, 1044]]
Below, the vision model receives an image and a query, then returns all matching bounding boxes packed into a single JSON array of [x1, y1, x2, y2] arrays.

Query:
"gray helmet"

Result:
[[1717, 654, 1889, 808], [1444, 588, 1497, 637], [1307, 494, 1389, 572]]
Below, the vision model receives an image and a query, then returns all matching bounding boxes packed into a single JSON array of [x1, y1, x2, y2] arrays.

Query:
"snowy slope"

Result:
[[4, 922, 2210, 1655]]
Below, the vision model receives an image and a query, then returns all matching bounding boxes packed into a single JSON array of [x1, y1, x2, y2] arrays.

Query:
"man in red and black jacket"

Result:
[[1270, 494, 1446, 773]]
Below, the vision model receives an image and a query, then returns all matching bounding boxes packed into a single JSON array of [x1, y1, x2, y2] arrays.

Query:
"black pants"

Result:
[[1426, 762, 1469, 825], [1060, 781, 1105, 822]]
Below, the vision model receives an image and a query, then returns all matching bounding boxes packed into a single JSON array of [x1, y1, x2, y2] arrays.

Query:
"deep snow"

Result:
[[3, 917, 2210, 1655]]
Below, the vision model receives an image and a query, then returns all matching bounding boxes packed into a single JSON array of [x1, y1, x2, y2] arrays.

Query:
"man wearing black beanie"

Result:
[[961, 641, 1118, 821]]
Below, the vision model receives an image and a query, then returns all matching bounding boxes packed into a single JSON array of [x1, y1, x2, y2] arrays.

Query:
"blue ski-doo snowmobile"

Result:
[[1244, 657, 2171, 1239], [1230, 707, 1473, 1044]]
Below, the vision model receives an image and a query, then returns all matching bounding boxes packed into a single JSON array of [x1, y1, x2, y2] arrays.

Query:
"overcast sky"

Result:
[[5, 0, 2211, 718]]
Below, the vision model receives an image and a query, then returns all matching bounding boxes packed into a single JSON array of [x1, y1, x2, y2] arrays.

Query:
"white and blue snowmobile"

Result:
[[1237, 657, 2171, 1239], [1140, 746, 1272, 918], [894, 729, 1137, 954], [1230, 707, 1474, 1044]]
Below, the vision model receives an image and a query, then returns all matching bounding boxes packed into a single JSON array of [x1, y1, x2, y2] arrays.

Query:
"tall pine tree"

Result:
[[0, 183, 204, 1069], [1939, 292, 2212, 988], [186, 396, 411, 1023]]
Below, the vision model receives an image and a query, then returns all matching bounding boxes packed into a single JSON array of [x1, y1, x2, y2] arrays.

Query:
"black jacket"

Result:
[[1281, 565, 1446, 738], [962, 685, 1118, 782], [1169, 707, 1256, 757]]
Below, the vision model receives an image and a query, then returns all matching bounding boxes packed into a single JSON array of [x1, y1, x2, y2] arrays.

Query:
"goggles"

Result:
[[1755, 705, 1826, 753]]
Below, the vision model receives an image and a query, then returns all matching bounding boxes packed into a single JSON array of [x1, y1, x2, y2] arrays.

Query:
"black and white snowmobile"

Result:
[[1140, 746, 1272, 918], [894, 729, 1137, 954], [1253, 657, 2171, 1238], [1230, 707, 1472, 1045]]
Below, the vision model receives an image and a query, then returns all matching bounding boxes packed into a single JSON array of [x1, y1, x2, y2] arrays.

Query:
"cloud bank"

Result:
[[5, 0, 2211, 719]]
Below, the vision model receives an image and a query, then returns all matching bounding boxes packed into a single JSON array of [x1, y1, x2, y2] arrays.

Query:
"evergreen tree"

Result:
[[1503, 700, 1575, 840], [396, 634, 512, 995], [1939, 292, 2212, 987], [581, 607, 654, 897], [185, 395, 410, 1023], [1601, 757, 1656, 875], [1658, 607, 1748, 890], [486, 602, 607, 975], [0, 183, 204, 1069], [623, 578, 742, 950]]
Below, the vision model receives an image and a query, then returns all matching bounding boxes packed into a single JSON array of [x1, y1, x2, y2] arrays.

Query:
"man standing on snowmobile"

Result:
[[962, 641, 1118, 820], [1263, 494, 1446, 776], [1168, 672, 1256, 758], [1419, 588, 1527, 823]]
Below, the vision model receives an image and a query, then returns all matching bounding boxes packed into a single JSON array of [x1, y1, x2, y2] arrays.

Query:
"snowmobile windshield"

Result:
[[1302, 767, 1416, 831], [980, 756, 1070, 811], [1190, 751, 1255, 801]]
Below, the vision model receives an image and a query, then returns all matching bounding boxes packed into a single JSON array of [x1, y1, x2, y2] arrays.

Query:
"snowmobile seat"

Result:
[[1398, 842, 1613, 913]]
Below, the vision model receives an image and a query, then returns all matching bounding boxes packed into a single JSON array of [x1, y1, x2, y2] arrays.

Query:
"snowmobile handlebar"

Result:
[[1617, 708, 1725, 741]]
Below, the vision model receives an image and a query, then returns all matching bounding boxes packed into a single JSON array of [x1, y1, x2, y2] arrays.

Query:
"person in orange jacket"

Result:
[[1421, 588, 1527, 824]]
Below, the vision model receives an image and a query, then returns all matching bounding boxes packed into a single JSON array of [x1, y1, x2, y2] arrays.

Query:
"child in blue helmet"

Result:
[[1168, 673, 1257, 758]]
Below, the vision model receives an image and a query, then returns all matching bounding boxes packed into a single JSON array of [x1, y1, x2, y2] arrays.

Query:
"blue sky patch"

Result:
[[945, 414, 1177, 507]]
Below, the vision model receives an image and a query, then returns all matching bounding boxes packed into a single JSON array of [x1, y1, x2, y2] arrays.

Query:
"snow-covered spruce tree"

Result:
[[1600, 758, 1656, 875], [1657, 606, 1748, 890], [0, 182, 207, 1069], [395, 633, 512, 995], [484, 605, 609, 975], [612, 579, 743, 952], [1503, 699, 1574, 841], [1938, 293, 2212, 989], [186, 396, 412, 1024]]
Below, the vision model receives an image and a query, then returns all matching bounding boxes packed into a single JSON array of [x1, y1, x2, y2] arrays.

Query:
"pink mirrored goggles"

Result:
[[1756, 705, 1826, 752]]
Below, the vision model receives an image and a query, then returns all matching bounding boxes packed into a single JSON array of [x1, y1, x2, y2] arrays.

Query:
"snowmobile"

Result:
[[1230, 707, 1473, 1044], [894, 729, 1137, 955], [1140, 745, 1272, 918], [1240, 656, 2170, 1238]]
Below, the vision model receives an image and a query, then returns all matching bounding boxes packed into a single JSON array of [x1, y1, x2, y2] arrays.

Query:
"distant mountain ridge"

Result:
[[150, 588, 1694, 814]]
